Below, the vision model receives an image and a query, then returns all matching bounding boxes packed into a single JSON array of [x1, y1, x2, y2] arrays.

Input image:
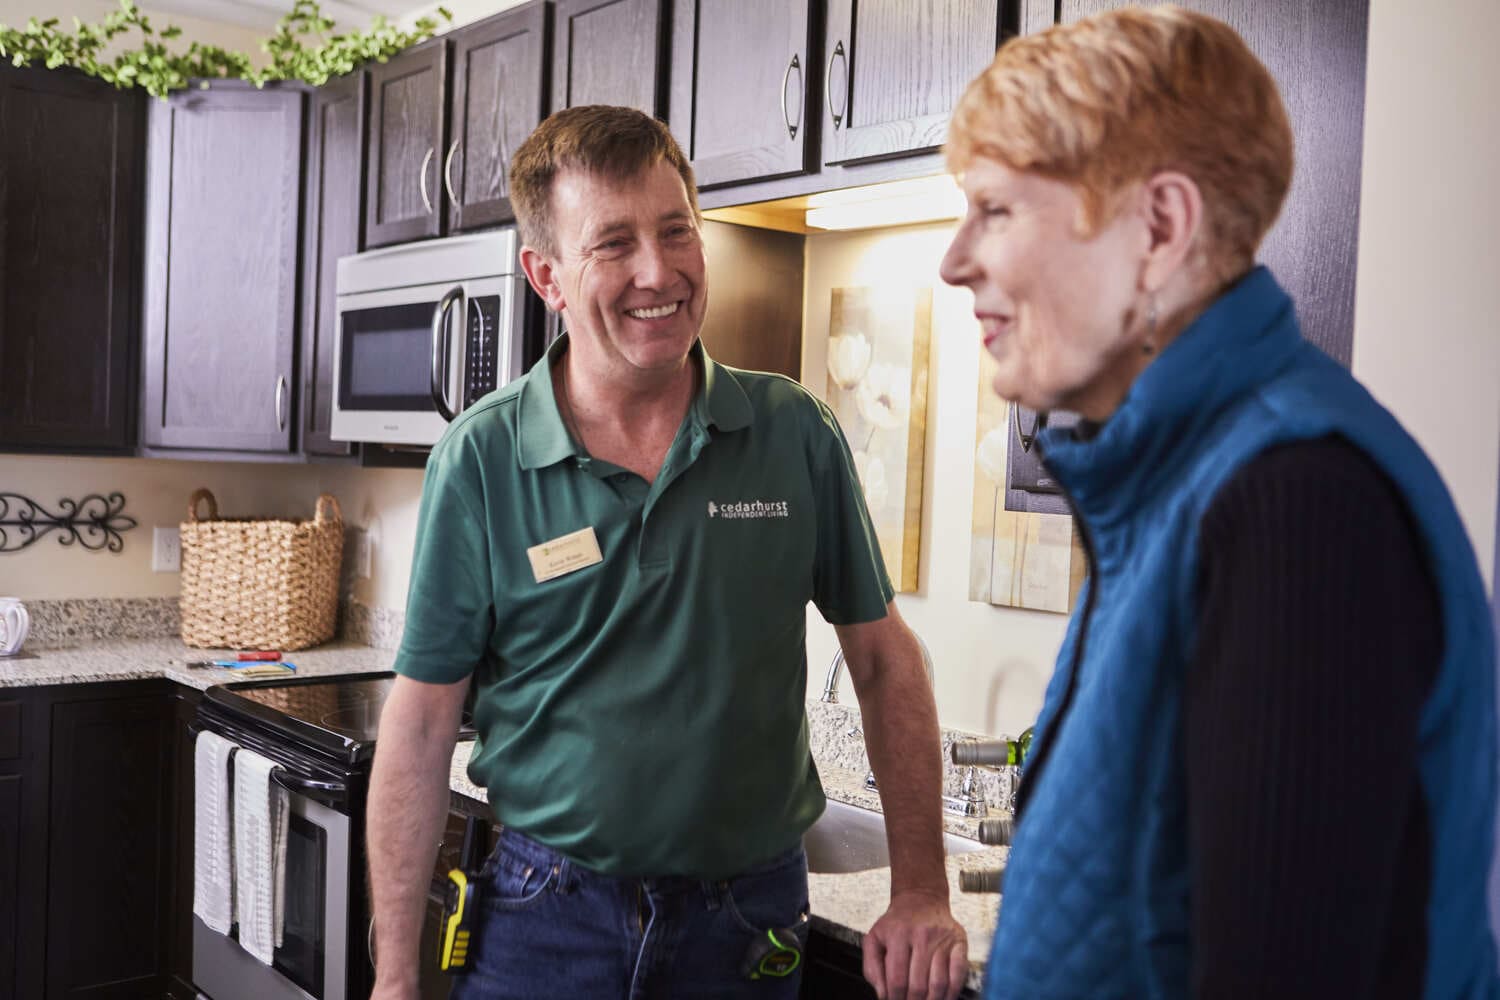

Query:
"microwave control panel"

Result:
[[463, 295, 502, 409]]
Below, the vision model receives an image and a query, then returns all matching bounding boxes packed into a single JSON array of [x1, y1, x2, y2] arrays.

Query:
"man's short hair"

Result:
[[509, 105, 701, 257], [947, 5, 1293, 287]]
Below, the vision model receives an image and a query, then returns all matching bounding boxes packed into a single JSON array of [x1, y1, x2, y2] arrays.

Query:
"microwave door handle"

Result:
[[431, 285, 464, 421]]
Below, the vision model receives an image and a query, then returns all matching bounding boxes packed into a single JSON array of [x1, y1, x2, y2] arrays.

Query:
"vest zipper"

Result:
[[1013, 476, 1097, 821]]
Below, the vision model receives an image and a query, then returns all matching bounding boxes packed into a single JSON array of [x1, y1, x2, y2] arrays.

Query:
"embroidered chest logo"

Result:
[[707, 499, 791, 520]]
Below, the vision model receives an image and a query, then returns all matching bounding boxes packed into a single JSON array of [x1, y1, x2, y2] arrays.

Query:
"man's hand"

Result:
[[861, 889, 969, 1000]]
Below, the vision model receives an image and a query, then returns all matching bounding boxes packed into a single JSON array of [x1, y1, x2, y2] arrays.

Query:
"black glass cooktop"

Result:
[[203, 670, 476, 766]]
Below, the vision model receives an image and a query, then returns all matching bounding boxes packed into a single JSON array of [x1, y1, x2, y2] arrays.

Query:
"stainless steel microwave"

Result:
[[330, 230, 544, 447]]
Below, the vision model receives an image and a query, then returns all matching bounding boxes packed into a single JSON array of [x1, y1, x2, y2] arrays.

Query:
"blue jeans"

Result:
[[449, 827, 810, 999]]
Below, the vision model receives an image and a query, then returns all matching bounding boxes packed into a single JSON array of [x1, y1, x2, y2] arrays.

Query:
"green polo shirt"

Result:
[[394, 336, 893, 878]]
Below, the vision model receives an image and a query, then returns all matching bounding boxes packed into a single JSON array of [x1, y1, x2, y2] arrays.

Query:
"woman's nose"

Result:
[[940, 226, 977, 287]]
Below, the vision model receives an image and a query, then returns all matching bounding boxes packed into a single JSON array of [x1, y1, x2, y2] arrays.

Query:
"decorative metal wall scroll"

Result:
[[0, 492, 138, 553]]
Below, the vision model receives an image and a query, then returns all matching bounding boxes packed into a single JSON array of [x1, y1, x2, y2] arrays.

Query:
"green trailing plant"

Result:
[[0, 0, 452, 98]]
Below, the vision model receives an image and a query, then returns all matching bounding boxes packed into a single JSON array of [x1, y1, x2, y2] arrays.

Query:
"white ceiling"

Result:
[[143, 0, 415, 32]]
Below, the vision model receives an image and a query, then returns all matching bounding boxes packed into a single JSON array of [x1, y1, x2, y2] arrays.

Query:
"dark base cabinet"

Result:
[[800, 930, 978, 999], [0, 681, 178, 1000]]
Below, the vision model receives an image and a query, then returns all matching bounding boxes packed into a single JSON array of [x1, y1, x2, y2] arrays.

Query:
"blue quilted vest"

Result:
[[982, 268, 1498, 999]]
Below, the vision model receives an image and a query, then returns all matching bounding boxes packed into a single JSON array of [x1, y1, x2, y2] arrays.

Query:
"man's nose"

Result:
[[634, 238, 674, 288]]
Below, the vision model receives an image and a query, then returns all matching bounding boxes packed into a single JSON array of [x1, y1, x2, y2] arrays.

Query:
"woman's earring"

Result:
[[1142, 296, 1159, 356]]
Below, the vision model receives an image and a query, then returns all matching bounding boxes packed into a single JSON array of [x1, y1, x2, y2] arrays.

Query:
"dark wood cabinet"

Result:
[[301, 71, 367, 458], [140, 84, 305, 454], [821, 0, 1004, 166], [0, 65, 143, 453], [668, 0, 816, 189], [165, 687, 203, 996], [448, 1, 552, 231], [366, 41, 448, 248], [1041, 0, 1369, 365], [552, 0, 667, 116], [2, 682, 176, 999]]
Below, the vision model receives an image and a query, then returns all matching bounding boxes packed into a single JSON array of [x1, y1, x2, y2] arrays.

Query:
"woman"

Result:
[[940, 7, 1497, 998]]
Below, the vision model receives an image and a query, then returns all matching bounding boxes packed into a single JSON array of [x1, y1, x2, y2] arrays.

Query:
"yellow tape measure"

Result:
[[438, 869, 475, 973]]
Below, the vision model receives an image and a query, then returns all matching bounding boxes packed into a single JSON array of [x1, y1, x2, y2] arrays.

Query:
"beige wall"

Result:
[[0, 454, 326, 598], [1351, 0, 1500, 587], [0, 1, 270, 67]]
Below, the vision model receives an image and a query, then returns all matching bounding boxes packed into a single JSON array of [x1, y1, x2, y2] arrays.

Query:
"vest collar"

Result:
[[1037, 267, 1301, 526]]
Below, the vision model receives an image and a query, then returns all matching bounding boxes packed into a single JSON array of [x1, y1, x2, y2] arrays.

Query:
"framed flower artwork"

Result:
[[825, 285, 933, 592], [969, 343, 1089, 612]]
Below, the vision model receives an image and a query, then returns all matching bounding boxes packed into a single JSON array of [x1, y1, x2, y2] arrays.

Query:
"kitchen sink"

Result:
[[803, 799, 985, 874]]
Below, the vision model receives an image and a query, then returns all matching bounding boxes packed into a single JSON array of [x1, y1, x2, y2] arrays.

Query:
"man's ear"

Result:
[[1138, 170, 1204, 294], [519, 246, 566, 312]]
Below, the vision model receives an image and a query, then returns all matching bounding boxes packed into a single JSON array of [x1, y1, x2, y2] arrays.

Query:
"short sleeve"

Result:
[[392, 437, 494, 683], [808, 398, 895, 624]]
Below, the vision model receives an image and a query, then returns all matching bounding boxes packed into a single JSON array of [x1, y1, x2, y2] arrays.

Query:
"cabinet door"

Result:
[[552, 0, 666, 116], [1052, 0, 1367, 364], [0, 66, 143, 452], [366, 42, 448, 248], [140, 85, 304, 453], [302, 71, 367, 458], [449, 1, 551, 232], [823, 0, 1003, 166], [45, 690, 174, 998], [0, 696, 45, 1000], [668, 0, 814, 188]]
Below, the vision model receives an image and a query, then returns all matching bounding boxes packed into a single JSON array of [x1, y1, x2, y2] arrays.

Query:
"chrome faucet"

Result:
[[821, 632, 934, 704], [820, 632, 988, 817]]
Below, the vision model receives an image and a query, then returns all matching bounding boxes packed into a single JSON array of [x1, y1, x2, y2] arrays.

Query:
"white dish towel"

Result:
[[192, 731, 237, 935], [233, 747, 290, 966]]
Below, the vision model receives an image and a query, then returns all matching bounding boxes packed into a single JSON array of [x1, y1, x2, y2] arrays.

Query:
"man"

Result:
[[367, 105, 967, 1000]]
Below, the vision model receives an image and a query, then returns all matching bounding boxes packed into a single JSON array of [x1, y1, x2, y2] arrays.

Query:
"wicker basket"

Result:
[[179, 488, 344, 651]]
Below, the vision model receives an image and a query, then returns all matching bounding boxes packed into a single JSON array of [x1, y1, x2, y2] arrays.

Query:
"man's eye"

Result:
[[980, 203, 1010, 220]]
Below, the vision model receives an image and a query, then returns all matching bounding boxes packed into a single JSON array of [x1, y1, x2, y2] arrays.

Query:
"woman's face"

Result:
[[940, 157, 1151, 420]]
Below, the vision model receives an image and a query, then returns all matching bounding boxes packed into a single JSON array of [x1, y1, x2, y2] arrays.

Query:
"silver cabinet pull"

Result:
[[430, 285, 464, 421], [444, 140, 460, 207], [828, 40, 848, 130], [782, 53, 803, 140], [419, 146, 435, 215], [274, 375, 287, 432]]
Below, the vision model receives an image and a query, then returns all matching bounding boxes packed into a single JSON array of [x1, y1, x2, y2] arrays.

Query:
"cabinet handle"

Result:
[[444, 140, 460, 207], [419, 146, 435, 215], [828, 40, 848, 130], [781, 53, 803, 140], [274, 375, 287, 432], [430, 285, 464, 422]]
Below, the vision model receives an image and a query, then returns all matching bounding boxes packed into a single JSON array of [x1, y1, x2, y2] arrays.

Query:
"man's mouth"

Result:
[[625, 302, 681, 320]]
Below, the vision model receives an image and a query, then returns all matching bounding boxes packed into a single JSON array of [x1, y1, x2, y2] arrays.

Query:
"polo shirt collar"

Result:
[[516, 335, 754, 470]]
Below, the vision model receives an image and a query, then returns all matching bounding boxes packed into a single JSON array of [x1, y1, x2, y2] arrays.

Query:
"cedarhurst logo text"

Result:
[[707, 500, 791, 519]]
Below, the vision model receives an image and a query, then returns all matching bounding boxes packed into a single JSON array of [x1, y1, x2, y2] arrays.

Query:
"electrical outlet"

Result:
[[152, 526, 181, 572], [355, 530, 373, 579]]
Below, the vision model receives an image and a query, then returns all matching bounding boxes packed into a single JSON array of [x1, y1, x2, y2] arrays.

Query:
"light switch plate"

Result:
[[152, 526, 181, 572]]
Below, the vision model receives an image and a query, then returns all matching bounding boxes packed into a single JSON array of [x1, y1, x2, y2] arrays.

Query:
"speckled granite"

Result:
[[448, 716, 1005, 990], [342, 599, 405, 650], [807, 700, 1017, 818], [0, 635, 395, 689], [23, 597, 180, 648]]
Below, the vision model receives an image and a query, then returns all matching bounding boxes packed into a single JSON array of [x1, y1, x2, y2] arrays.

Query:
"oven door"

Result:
[[193, 776, 351, 1000]]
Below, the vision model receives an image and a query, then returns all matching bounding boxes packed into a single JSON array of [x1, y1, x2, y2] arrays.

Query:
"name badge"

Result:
[[526, 526, 603, 583]]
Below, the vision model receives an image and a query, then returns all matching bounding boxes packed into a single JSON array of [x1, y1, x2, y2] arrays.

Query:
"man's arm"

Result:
[[366, 674, 470, 1000], [837, 602, 968, 1000]]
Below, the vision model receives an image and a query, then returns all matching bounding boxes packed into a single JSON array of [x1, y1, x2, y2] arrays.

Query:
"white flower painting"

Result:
[[825, 286, 933, 592], [969, 343, 1087, 612]]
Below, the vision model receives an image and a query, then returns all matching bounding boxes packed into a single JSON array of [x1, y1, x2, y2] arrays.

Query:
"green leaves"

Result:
[[0, 0, 452, 98]]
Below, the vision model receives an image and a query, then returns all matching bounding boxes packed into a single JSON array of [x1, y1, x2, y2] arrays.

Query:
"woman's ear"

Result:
[[1139, 170, 1204, 293]]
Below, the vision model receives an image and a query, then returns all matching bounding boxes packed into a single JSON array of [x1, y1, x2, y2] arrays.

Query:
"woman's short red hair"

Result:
[[947, 5, 1294, 285]]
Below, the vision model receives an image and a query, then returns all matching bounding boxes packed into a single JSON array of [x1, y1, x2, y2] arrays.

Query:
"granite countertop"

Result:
[[446, 742, 1003, 992], [0, 636, 396, 690]]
